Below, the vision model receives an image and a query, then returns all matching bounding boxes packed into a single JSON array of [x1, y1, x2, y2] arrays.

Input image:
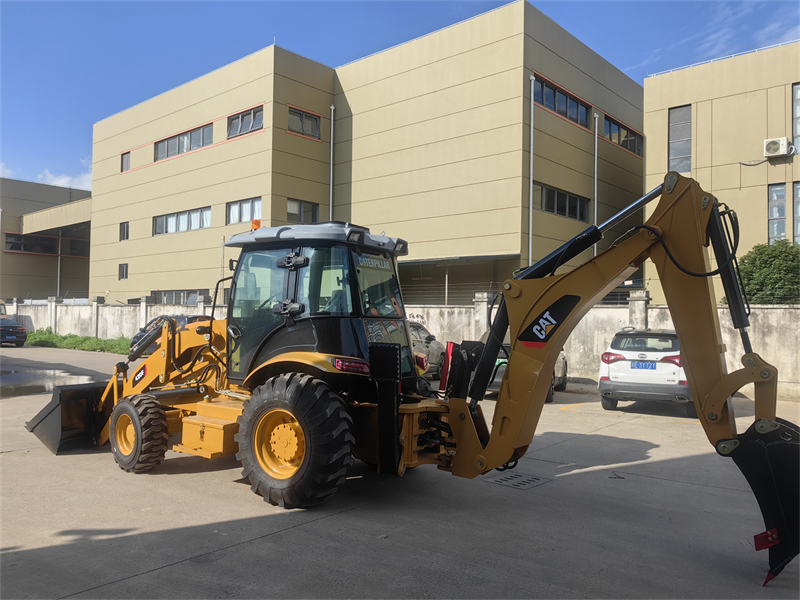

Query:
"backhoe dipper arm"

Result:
[[448, 173, 798, 581]]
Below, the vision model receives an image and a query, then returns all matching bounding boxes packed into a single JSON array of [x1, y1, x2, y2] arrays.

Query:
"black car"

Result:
[[130, 315, 210, 355], [0, 318, 28, 347]]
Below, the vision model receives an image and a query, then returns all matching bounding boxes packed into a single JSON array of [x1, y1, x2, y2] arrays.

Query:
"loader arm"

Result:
[[447, 173, 798, 581]]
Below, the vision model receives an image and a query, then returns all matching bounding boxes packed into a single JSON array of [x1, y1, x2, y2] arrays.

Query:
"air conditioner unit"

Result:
[[764, 137, 790, 158]]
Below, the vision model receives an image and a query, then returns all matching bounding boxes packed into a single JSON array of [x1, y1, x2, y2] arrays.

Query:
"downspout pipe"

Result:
[[528, 75, 535, 267], [329, 104, 335, 222], [593, 113, 599, 256]]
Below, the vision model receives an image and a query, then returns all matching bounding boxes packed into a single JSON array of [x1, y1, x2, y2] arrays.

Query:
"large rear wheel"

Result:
[[109, 394, 169, 473], [236, 373, 354, 508]]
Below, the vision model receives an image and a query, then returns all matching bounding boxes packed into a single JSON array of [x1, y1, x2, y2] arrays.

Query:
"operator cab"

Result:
[[224, 222, 415, 393]]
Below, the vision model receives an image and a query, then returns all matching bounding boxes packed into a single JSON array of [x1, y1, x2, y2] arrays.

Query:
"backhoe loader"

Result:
[[27, 173, 798, 583]]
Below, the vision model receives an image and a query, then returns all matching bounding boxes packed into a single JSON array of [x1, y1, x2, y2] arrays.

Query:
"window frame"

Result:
[[121, 152, 130, 173], [227, 106, 264, 140], [153, 207, 212, 236], [536, 182, 590, 224], [668, 105, 692, 173], [119, 263, 129, 280], [604, 116, 644, 157], [793, 83, 800, 151], [154, 123, 213, 162], [226, 197, 262, 226], [532, 75, 593, 131], [287, 106, 322, 140], [287, 199, 319, 224], [768, 183, 787, 245], [119, 222, 129, 241]]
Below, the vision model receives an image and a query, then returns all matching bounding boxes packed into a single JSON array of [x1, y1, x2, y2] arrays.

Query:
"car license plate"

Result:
[[6, 336, 15, 340], [631, 361, 655, 370]]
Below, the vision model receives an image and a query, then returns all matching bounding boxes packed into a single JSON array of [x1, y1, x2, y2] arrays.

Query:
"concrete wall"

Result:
[[10, 296, 796, 399]]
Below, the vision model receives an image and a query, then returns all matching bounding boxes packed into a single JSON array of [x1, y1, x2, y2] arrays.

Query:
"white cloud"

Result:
[[37, 158, 92, 191], [752, 15, 800, 48], [1, 162, 15, 177]]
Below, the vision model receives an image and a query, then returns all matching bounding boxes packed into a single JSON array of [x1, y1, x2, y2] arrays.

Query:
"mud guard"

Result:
[[726, 418, 799, 580], [25, 382, 113, 454]]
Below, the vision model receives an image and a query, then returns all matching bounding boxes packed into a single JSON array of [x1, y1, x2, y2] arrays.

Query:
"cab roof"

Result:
[[225, 221, 408, 256]]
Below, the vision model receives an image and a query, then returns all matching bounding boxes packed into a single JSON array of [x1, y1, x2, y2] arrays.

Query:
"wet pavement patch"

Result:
[[0, 368, 93, 398]]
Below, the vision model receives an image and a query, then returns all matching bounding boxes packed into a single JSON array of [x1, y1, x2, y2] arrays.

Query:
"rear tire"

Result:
[[601, 397, 618, 411], [435, 353, 445, 380], [14, 341, 24, 347], [545, 376, 555, 403], [109, 394, 169, 473], [236, 373, 354, 509], [684, 401, 698, 418], [554, 365, 567, 391]]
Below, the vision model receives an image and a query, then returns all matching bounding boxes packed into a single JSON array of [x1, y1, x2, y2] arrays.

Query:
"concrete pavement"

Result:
[[1, 346, 798, 598]]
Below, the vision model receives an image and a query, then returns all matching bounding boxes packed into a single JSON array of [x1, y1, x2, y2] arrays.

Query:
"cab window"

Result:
[[297, 246, 353, 318], [353, 251, 404, 318]]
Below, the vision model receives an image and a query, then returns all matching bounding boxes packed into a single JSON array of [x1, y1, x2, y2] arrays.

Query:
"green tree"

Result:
[[736, 240, 800, 304]]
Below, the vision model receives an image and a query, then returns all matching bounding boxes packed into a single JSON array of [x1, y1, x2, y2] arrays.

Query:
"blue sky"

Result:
[[1, 0, 797, 191]]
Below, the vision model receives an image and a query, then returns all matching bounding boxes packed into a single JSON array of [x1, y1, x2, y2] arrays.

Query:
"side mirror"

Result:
[[425, 334, 436, 342], [229, 258, 238, 272]]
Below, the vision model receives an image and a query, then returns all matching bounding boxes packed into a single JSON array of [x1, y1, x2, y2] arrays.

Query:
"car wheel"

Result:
[[15, 341, 24, 347], [434, 353, 445, 380], [601, 397, 618, 411], [683, 401, 698, 418], [545, 376, 555, 403], [554, 366, 567, 392]]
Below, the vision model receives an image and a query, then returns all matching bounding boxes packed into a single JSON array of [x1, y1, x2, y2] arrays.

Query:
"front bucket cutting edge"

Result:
[[728, 418, 800, 580], [25, 382, 113, 454]]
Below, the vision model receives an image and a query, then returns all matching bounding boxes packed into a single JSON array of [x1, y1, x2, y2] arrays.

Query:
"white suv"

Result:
[[598, 328, 695, 417]]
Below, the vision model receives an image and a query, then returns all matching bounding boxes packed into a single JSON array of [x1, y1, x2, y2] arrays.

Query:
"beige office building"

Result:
[[0, 178, 91, 299], [644, 42, 799, 304], [22, 1, 646, 305]]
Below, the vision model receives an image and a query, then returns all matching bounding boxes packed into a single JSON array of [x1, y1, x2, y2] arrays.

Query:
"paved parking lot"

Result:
[[1, 346, 798, 599]]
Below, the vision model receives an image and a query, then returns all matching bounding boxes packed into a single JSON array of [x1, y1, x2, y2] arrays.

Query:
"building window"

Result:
[[153, 207, 211, 236], [120, 222, 129, 241], [152, 289, 209, 306], [119, 264, 128, 280], [533, 77, 591, 129], [155, 124, 213, 161], [793, 83, 800, 151], [768, 184, 786, 245], [537, 182, 589, 223], [226, 197, 262, 225], [121, 152, 130, 172], [288, 107, 321, 139], [668, 105, 691, 173], [794, 182, 800, 243], [287, 199, 318, 224], [603, 116, 643, 157], [227, 106, 264, 139], [4, 233, 58, 254]]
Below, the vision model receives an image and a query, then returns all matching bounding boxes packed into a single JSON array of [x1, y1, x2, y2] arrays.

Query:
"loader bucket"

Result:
[[25, 382, 114, 454], [729, 418, 799, 581]]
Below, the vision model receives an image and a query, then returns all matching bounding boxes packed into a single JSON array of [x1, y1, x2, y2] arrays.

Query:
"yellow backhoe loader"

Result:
[[27, 173, 798, 583]]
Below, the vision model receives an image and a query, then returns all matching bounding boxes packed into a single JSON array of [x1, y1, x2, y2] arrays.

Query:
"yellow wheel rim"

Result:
[[253, 409, 306, 479], [115, 413, 136, 456]]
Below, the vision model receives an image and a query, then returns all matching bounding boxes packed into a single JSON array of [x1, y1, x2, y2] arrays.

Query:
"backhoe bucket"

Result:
[[729, 418, 799, 580], [25, 382, 114, 454]]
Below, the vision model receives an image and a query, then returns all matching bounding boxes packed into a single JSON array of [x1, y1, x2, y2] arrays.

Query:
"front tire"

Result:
[[236, 373, 354, 509], [684, 401, 698, 418], [545, 376, 555, 403], [109, 395, 169, 473]]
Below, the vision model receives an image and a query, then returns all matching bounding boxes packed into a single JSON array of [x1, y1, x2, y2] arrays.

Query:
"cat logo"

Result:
[[133, 365, 147, 387], [518, 295, 580, 349]]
